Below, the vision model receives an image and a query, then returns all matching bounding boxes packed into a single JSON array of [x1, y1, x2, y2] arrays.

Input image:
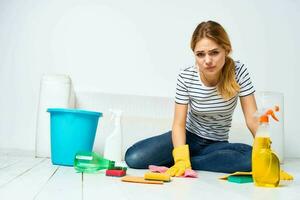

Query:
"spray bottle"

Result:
[[74, 151, 115, 173], [252, 106, 280, 187], [103, 110, 123, 163]]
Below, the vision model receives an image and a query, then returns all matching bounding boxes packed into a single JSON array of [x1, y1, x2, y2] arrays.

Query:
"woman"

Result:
[[125, 21, 258, 176]]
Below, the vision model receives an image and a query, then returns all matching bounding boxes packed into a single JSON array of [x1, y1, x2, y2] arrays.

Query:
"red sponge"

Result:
[[106, 169, 126, 177]]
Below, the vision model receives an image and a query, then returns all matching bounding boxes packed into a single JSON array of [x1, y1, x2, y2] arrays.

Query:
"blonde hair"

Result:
[[191, 21, 240, 100]]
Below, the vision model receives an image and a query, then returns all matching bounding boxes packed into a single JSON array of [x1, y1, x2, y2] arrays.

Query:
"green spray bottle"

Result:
[[74, 151, 115, 173]]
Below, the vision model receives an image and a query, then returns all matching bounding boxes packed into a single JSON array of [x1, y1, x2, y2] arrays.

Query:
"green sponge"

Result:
[[227, 175, 253, 184]]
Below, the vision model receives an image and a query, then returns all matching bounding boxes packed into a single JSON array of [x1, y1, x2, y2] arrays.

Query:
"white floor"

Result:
[[0, 150, 299, 200]]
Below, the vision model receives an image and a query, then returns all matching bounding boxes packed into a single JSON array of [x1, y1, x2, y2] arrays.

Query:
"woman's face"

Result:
[[194, 37, 226, 79]]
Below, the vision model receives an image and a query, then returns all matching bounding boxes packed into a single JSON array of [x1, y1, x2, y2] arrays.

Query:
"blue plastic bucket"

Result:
[[47, 108, 103, 166]]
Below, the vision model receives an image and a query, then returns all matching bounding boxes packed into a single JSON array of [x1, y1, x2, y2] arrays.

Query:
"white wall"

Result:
[[0, 0, 299, 157]]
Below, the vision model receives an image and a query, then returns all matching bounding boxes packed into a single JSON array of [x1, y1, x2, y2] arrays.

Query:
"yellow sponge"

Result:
[[121, 176, 163, 184], [144, 172, 171, 182]]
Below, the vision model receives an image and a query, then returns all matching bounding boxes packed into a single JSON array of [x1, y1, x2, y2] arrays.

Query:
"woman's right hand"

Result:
[[166, 144, 191, 177]]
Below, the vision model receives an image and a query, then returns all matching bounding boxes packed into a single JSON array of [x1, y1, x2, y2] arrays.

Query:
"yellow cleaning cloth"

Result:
[[280, 170, 294, 180], [220, 171, 293, 181], [219, 172, 252, 180]]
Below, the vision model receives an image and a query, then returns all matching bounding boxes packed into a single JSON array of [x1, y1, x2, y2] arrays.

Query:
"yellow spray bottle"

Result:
[[252, 106, 280, 187]]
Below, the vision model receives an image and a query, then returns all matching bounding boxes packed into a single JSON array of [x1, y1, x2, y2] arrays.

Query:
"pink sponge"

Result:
[[148, 165, 198, 178], [149, 165, 169, 173], [184, 169, 198, 178]]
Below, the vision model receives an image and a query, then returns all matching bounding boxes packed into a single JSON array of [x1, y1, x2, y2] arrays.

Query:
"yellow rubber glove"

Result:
[[166, 144, 191, 177]]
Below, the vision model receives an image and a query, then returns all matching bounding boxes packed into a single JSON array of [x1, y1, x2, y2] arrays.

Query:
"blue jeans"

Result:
[[125, 130, 252, 173]]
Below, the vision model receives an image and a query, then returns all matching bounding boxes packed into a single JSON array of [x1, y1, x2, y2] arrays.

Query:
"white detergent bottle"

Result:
[[103, 110, 123, 163]]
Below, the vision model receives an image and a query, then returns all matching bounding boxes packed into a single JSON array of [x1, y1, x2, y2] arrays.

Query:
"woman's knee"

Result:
[[232, 143, 252, 171], [230, 143, 252, 154], [124, 146, 147, 169], [125, 131, 173, 169]]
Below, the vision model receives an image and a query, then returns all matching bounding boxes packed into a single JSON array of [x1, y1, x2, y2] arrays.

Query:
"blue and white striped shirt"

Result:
[[175, 61, 255, 141]]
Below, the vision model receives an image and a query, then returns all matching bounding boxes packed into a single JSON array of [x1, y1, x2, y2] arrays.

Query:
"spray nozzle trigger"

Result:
[[108, 109, 123, 123], [260, 106, 279, 123]]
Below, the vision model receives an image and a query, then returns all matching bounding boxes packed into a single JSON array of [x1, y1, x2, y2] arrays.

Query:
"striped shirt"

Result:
[[175, 61, 255, 141]]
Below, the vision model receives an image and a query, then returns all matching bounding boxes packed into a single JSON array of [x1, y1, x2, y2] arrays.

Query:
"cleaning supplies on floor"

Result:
[[252, 106, 280, 187], [103, 110, 123, 163], [121, 165, 197, 185], [74, 151, 115, 173]]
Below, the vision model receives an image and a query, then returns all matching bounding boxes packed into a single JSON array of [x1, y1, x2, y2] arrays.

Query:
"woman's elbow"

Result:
[[246, 119, 258, 136]]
